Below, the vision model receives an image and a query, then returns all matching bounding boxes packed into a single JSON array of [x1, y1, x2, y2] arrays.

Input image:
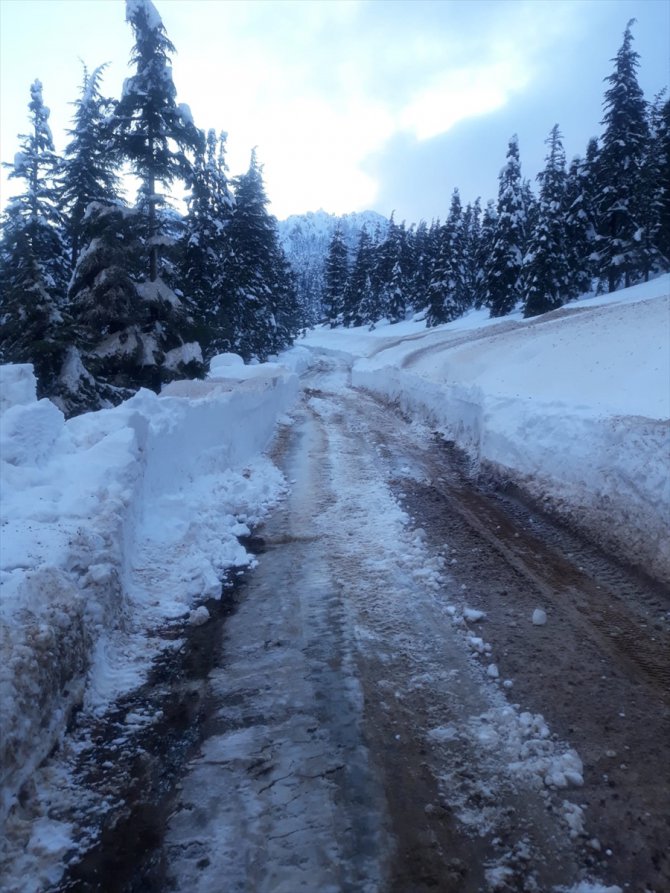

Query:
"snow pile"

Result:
[[304, 277, 670, 581], [0, 358, 299, 824], [470, 707, 584, 788]]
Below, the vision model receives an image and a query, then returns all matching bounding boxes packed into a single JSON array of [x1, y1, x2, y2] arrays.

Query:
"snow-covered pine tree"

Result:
[[371, 213, 404, 323], [523, 125, 571, 317], [652, 93, 670, 265], [99, 0, 206, 391], [474, 200, 497, 309], [65, 202, 147, 410], [426, 189, 468, 325], [323, 224, 349, 327], [446, 188, 470, 315], [225, 150, 290, 360], [181, 129, 235, 357], [594, 19, 651, 292], [113, 0, 202, 283], [343, 228, 374, 327], [61, 63, 121, 268], [564, 138, 599, 299], [484, 135, 526, 317], [639, 90, 670, 277], [406, 220, 432, 314], [395, 220, 414, 317], [358, 273, 378, 329], [386, 259, 406, 324], [425, 222, 450, 326], [461, 199, 482, 310], [0, 80, 70, 394], [271, 249, 303, 350]]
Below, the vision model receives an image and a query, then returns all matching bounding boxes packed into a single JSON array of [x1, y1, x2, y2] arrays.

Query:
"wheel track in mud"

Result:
[[338, 385, 669, 891]]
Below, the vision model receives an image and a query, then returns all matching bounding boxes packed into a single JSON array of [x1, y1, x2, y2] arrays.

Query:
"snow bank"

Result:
[[0, 362, 299, 825], [307, 277, 670, 581]]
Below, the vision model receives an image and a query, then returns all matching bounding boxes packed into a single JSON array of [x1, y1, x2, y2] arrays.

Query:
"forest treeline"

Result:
[[321, 19, 668, 330], [0, 5, 667, 415]]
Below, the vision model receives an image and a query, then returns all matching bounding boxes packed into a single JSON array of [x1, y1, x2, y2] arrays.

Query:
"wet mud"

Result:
[[389, 431, 670, 892], [50, 565, 255, 892]]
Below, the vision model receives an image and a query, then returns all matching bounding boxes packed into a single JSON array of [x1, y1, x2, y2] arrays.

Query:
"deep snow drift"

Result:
[[0, 349, 309, 824], [303, 276, 670, 582]]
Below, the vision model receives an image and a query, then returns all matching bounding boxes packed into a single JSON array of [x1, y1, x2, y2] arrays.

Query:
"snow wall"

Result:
[[351, 366, 670, 584], [0, 363, 300, 825]]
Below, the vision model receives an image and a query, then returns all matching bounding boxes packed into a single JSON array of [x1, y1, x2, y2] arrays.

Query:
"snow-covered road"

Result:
[[3, 350, 668, 893], [164, 354, 668, 893]]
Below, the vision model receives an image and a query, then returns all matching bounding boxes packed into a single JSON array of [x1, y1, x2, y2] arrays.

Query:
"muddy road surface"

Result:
[[163, 354, 669, 893], [8, 353, 669, 893]]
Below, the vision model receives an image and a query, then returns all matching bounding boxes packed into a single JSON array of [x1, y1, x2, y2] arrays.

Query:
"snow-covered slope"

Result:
[[0, 351, 307, 824], [277, 209, 388, 321], [277, 209, 388, 257], [303, 276, 670, 582]]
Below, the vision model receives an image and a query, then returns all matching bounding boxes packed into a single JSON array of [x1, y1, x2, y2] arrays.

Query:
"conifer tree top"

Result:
[[126, 0, 166, 36]]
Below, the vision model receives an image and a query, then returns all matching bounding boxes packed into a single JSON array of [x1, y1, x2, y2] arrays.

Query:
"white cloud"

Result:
[[398, 60, 531, 141]]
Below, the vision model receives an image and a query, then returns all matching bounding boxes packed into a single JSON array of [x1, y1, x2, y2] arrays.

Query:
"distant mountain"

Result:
[[277, 210, 388, 323]]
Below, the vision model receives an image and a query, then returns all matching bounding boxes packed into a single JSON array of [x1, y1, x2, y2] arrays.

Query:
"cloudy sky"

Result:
[[0, 0, 668, 223]]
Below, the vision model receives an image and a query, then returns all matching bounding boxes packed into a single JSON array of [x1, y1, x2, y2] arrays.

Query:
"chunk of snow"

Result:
[[532, 608, 547, 626], [0, 399, 65, 466], [210, 352, 245, 370], [189, 605, 210, 626], [177, 102, 194, 126], [487, 663, 500, 679], [562, 800, 585, 838], [464, 607, 486, 622], [0, 364, 37, 413]]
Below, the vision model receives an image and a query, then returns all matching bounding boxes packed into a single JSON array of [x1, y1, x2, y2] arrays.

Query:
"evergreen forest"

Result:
[[1, 5, 668, 416]]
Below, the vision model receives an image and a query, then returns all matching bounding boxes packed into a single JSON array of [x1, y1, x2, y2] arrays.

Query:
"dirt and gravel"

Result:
[[369, 406, 670, 892], [7, 355, 668, 893]]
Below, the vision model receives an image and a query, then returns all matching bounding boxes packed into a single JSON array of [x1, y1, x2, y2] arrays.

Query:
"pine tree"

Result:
[[653, 94, 670, 264], [523, 125, 571, 317], [61, 63, 121, 268], [595, 19, 651, 292], [474, 200, 496, 309], [386, 258, 406, 324], [0, 80, 70, 393], [640, 91, 670, 275], [484, 135, 526, 317], [225, 150, 285, 359], [371, 213, 403, 323], [271, 250, 303, 350], [113, 0, 202, 282], [425, 223, 452, 326], [358, 273, 378, 329], [461, 199, 482, 310], [181, 129, 235, 357], [426, 189, 468, 325], [564, 139, 599, 298], [343, 228, 374, 327], [407, 220, 432, 314], [66, 203, 146, 408], [323, 224, 348, 326]]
